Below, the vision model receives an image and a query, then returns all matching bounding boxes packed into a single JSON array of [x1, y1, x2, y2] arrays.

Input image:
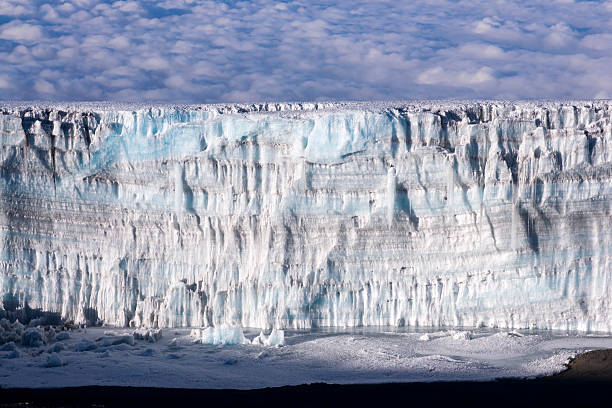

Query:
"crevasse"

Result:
[[0, 101, 610, 332]]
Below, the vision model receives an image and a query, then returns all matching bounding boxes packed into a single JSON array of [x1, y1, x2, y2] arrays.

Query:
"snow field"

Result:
[[0, 325, 610, 389]]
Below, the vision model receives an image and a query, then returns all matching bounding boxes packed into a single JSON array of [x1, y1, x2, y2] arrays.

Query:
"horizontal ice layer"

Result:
[[0, 101, 610, 332]]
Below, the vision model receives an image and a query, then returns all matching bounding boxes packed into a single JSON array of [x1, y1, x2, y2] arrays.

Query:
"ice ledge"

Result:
[[1, 99, 610, 115]]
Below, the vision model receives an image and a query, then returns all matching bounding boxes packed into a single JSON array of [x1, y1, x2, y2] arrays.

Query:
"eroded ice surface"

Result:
[[0, 326, 611, 389], [0, 101, 610, 332]]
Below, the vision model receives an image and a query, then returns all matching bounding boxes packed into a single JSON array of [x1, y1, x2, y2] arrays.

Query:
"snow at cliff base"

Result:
[[1, 325, 611, 389]]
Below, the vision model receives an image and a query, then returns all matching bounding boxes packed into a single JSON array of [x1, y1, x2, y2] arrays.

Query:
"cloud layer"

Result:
[[0, 0, 611, 102]]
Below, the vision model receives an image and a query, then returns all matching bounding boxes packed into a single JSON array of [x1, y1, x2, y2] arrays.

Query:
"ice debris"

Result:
[[191, 326, 285, 346], [21, 328, 44, 347], [98, 333, 135, 347], [252, 329, 285, 347], [0, 341, 16, 352], [46, 343, 65, 353], [73, 339, 97, 352], [0, 319, 24, 345], [133, 328, 163, 343], [44, 353, 63, 368], [55, 331, 70, 341], [452, 331, 474, 341], [191, 326, 250, 345]]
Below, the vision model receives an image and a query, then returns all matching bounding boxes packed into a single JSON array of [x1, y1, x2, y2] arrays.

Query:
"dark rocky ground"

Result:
[[552, 349, 612, 381], [0, 349, 610, 408]]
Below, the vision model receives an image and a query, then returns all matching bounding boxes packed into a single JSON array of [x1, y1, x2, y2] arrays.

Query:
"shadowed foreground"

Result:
[[0, 381, 610, 408]]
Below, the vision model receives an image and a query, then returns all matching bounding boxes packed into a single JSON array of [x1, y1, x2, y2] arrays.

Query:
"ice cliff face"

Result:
[[0, 101, 610, 332]]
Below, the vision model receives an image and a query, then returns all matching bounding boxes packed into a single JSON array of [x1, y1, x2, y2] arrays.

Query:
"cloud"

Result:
[[0, 0, 32, 17], [139, 56, 170, 71], [0, 76, 11, 89], [582, 34, 612, 51], [108, 35, 130, 50], [0, 0, 610, 102], [0, 21, 43, 42], [417, 66, 495, 87], [40, 4, 60, 22], [34, 78, 54, 94], [453, 43, 506, 59]]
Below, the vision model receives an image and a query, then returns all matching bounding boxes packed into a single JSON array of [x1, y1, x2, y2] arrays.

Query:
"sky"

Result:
[[0, 0, 611, 103]]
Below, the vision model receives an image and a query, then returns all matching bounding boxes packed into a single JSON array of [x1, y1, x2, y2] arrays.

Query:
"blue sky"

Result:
[[0, 0, 611, 102]]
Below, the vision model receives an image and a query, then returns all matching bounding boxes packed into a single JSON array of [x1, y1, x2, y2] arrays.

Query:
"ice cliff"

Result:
[[0, 101, 610, 332]]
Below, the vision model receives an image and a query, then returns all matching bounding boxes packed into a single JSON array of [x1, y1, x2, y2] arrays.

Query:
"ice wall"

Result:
[[0, 102, 610, 332]]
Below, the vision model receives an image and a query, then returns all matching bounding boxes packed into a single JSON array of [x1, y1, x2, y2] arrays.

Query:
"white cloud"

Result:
[[417, 66, 495, 87], [582, 34, 612, 51], [71, 10, 92, 21], [72, 0, 96, 7], [0, 22, 43, 42], [0, 76, 11, 89], [57, 47, 79, 58], [40, 4, 60, 22], [34, 79, 54, 94], [139, 56, 170, 71], [164, 75, 188, 89], [455, 43, 506, 59], [56, 2, 76, 14], [113, 1, 142, 13], [0, 0, 32, 17], [107, 77, 133, 88], [108, 35, 130, 50]]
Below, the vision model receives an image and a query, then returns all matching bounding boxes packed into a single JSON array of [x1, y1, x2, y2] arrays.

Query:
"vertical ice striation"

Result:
[[0, 102, 610, 332], [386, 167, 396, 227]]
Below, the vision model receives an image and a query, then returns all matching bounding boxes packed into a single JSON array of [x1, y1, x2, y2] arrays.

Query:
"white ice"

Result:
[[192, 326, 250, 345], [251, 328, 285, 347], [0, 101, 610, 333]]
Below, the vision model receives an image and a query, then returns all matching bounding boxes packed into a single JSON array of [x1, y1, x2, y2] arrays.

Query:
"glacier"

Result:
[[0, 101, 610, 332]]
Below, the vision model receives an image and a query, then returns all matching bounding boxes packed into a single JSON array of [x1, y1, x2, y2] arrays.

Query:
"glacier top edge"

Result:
[[1, 99, 611, 115]]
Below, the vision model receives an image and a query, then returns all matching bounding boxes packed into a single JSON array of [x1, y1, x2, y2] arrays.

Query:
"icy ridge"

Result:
[[0, 102, 610, 332]]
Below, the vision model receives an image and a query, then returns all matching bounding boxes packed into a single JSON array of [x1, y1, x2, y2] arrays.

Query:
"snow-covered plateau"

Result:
[[0, 325, 611, 388], [0, 101, 610, 333]]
